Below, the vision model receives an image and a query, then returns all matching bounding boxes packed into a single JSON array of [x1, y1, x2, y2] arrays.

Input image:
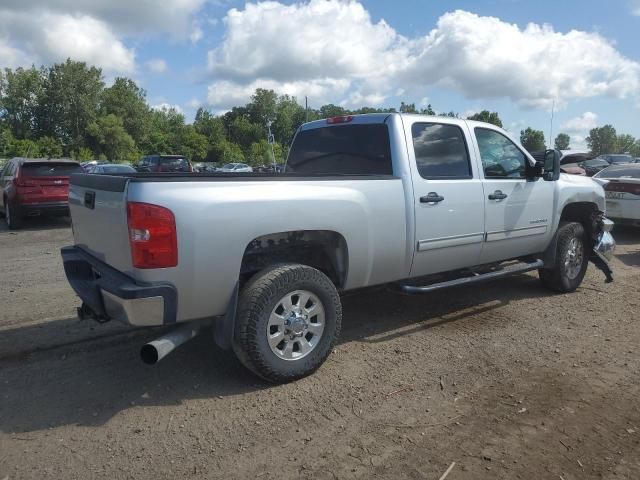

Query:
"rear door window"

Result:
[[21, 163, 83, 176], [287, 124, 392, 175], [412, 123, 471, 179]]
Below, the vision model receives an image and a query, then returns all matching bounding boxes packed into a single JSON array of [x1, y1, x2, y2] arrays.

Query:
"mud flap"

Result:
[[212, 282, 239, 351]]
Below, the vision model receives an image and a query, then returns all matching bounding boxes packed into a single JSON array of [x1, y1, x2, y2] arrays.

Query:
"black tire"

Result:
[[233, 263, 342, 383], [539, 222, 588, 292], [5, 201, 22, 230]]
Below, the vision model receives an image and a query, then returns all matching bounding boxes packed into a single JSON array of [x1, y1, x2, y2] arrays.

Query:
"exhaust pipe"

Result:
[[141, 322, 201, 365]]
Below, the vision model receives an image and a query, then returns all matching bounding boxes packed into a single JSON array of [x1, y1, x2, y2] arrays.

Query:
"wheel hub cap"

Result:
[[266, 290, 325, 361], [564, 237, 584, 280]]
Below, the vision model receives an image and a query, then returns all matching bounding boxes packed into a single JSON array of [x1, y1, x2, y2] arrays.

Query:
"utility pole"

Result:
[[305, 96, 308, 123], [549, 99, 555, 150]]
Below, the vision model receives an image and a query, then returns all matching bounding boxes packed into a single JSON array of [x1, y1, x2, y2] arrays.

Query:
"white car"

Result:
[[595, 163, 640, 226], [219, 163, 253, 173]]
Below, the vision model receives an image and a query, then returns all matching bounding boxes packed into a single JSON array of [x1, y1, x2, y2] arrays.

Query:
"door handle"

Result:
[[420, 192, 445, 204], [488, 190, 508, 200]]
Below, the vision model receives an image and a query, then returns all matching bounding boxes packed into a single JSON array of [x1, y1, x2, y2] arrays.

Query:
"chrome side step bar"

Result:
[[400, 259, 544, 295]]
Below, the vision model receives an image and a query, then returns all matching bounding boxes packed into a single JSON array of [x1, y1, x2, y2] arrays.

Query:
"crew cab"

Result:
[[61, 114, 615, 383], [1, 158, 82, 229]]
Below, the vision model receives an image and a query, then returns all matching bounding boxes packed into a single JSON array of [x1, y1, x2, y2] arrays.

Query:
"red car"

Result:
[[0, 158, 83, 229]]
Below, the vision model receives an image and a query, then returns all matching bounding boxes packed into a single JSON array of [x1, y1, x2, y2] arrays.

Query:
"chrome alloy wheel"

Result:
[[266, 290, 325, 361], [564, 237, 584, 280]]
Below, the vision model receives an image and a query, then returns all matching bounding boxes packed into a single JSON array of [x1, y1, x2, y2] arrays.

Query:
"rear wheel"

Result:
[[233, 263, 342, 383], [539, 222, 588, 292], [4, 201, 22, 230]]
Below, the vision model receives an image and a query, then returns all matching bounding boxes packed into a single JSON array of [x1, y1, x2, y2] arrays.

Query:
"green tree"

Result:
[[586, 125, 617, 156], [36, 136, 63, 158], [467, 110, 503, 128], [101, 77, 149, 144], [554, 133, 570, 150], [229, 115, 263, 151], [213, 140, 245, 164], [179, 125, 208, 162], [39, 59, 104, 155], [248, 88, 277, 129], [520, 127, 546, 153], [272, 95, 306, 145], [319, 104, 348, 118], [87, 114, 136, 161], [399, 102, 417, 113], [420, 104, 435, 115], [0, 66, 44, 139], [616, 134, 636, 154]]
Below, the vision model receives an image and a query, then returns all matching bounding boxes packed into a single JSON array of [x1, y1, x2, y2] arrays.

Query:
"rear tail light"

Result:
[[327, 115, 353, 124], [127, 202, 178, 269], [605, 181, 640, 195]]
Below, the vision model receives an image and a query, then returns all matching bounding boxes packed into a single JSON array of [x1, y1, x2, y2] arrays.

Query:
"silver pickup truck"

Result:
[[62, 113, 615, 383]]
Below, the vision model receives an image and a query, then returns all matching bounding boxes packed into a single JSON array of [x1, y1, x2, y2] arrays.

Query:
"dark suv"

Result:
[[1, 157, 83, 229], [136, 155, 192, 173]]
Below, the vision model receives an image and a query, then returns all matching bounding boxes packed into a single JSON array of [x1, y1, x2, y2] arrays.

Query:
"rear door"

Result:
[[405, 119, 485, 277], [472, 127, 554, 263]]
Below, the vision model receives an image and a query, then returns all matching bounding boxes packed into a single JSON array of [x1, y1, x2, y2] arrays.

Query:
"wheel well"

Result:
[[240, 230, 348, 290], [560, 202, 600, 239]]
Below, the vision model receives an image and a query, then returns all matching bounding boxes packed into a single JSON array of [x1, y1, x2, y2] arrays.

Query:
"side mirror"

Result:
[[543, 149, 561, 181], [525, 159, 545, 180]]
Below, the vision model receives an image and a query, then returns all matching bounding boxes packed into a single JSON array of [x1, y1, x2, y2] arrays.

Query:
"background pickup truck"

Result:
[[62, 113, 615, 383]]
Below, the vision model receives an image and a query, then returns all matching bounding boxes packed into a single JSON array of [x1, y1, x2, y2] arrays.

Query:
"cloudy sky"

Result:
[[1, 0, 639, 148]]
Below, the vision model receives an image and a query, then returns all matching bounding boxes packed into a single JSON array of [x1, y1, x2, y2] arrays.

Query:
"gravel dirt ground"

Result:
[[0, 217, 638, 480]]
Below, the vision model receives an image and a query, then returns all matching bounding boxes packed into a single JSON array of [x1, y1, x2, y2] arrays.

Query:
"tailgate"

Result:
[[68, 174, 133, 274]]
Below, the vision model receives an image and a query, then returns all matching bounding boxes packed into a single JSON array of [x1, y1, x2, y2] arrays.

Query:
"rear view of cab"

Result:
[[0, 158, 83, 229]]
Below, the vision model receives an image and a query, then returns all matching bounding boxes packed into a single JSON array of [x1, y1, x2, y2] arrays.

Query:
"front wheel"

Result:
[[539, 222, 589, 292], [233, 264, 342, 383]]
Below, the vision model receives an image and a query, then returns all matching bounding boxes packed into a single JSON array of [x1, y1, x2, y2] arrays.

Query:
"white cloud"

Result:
[[560, 112, 598, 132], [0, 11, 135, 73], [207, 78, 351, 110], [205, 2, 640, 111], [190, 26, 204, 44], [187, 98, 202, 109], [146, 58, 168, 73], [0, 0, 208, 73], [631, 0, 640, 15], [152, 103, 183, 113]]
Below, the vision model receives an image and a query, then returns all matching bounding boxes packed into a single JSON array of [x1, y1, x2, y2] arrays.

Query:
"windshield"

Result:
[[608, 155, 633, 164], [595, 166, 640, 179], [222, 164, 235, 169], [583, 159, 609, 167], [287, 124, 392, 175], [102, 165, 136, 173], [21, 163, 83, 176]]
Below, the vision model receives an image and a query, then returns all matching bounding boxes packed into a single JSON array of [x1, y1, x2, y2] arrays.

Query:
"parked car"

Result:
[[600, 154, 635, 165], [87, 164, 137, 175], [579, 158, 611, 177], [136, 155, 192, 173], [219, 163, 253, 173], [1, 158, 83, 229], [80, 160, 107, 172], [594, 163, 640, 227], [62, 113, 614, 383], [558, 151, 590, 176]]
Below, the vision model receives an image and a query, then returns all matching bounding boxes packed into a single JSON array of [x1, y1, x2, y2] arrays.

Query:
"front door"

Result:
[[472, 127, 554, 263], [407, 120, 485, 277]]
